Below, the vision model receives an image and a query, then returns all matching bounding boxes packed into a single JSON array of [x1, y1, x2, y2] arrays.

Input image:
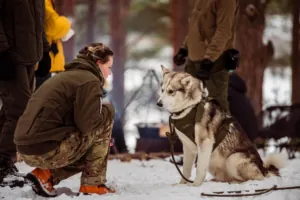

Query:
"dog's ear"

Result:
[[203, 87, 208, 97], [199, 80, 204, 90], [161, 65, 170, 74], [198, 80, 208, 96], [181, 76, 193, 89]]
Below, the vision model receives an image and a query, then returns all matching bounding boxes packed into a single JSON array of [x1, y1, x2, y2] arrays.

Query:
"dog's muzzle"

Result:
[[156, 100, 163, 107]]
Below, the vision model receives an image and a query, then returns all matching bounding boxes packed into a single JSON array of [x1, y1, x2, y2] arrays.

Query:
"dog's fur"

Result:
[[157, 65, 285, 186]]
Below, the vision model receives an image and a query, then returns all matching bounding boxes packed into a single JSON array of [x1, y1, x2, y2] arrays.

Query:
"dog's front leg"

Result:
[[180, 144, 197, 184], [192, 124, 214, 186]]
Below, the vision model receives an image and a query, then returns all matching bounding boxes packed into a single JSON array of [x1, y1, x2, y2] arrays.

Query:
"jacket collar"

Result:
[[64, 55, 105, 87]]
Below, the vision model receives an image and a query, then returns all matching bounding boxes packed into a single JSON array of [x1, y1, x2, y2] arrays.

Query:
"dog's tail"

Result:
[[263, 154, 286, 177]]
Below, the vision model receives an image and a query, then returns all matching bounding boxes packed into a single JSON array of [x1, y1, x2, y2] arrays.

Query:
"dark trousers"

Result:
[[35, 73, 51, 90], [185, 57, 229, 112], [0, 65, 35, 158]]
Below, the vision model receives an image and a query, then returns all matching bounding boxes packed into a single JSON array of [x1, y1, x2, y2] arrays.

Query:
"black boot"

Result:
[[0, 155, 18, 183]]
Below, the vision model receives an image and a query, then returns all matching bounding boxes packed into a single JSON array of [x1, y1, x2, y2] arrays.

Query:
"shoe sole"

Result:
[[25, 173, 57, 197]]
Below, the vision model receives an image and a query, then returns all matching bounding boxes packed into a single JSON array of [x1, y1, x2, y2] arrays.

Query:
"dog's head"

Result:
[[157, 65, 205, 113]]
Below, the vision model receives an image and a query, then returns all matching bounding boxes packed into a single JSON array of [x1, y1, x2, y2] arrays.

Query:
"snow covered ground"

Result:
[[1, 151, 300, 200]]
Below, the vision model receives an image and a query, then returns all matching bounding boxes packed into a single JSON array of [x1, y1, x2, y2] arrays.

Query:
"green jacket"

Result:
[[183, 0, 239, 62], [14, 55, 114, 155]]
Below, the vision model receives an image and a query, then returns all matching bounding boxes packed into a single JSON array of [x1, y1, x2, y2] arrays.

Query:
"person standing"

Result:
[[173, 0, 240, 113], [0, 0, 51, 182], [35, 0, 73, 89]]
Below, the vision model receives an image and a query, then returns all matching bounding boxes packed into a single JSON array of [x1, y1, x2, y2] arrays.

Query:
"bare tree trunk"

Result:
[[56, 0, 75, 62], [291, 0, 300, 105], [87, 0, 96, 44], [170, 0, 189, 70], [188, 0, 197, 11], [109, 0, 130, 119], [235, 0, 274, 115]]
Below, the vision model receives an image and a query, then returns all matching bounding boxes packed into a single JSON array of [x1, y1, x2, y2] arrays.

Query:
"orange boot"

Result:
[[25, 168, 57, 197], [79, 184, 116, 195]]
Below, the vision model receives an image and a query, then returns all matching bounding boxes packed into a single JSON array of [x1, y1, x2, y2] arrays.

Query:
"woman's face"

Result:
[[97, 56, 113, 79]]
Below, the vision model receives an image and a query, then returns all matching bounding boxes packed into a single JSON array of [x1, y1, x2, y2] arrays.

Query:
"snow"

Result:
[[1, 152, 300, 200], [263, 15, 292, 59], [263, 67, 291, 109]]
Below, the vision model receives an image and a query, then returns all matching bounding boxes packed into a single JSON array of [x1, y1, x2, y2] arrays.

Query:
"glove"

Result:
[[50, 42, 59, 56], [35, 52, 51, 77], [102, 89, 107, 98], [223, 48, 240, 70], [0, 50, 16, 81], [173, 48, 188, 66], [195, 59, 213, 80]]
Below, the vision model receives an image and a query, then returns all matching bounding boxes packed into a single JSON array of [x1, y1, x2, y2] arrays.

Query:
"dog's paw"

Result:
[[179, 178, 188, 184], [171, 182, 183, 186], [189, 177, 205, 187], [188, 180, 203, 187], [171, 179, 188, 186]]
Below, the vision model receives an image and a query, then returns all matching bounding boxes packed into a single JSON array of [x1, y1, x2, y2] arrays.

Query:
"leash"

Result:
[[166, 116, 193, 183], [201, 185, 300, 197]]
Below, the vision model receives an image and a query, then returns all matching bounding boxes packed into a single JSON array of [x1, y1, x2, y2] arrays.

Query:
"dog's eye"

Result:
[[168, 90, 174, 94]]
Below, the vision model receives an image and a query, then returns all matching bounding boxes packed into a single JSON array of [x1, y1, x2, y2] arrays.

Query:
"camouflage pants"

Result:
[[20, 109, 114, 186]]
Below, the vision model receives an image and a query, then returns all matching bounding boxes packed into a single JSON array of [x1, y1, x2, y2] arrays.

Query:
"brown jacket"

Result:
[[183, 0, 238, 62], [14, 55, 114, 155]]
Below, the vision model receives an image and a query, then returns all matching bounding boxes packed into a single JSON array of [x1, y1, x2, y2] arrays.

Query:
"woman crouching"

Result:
[[14, 43, 115, 197]]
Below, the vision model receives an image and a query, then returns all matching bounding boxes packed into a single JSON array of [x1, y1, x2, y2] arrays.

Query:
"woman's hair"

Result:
[[78, 43, 114, 64]]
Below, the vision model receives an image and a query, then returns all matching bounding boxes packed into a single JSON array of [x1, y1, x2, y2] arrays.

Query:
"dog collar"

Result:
[[172, 97, 208, 116], [173, 108, 188, 116]]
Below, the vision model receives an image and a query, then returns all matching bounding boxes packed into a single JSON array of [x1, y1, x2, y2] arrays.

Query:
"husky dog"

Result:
[[157, 65, 284, 186]]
